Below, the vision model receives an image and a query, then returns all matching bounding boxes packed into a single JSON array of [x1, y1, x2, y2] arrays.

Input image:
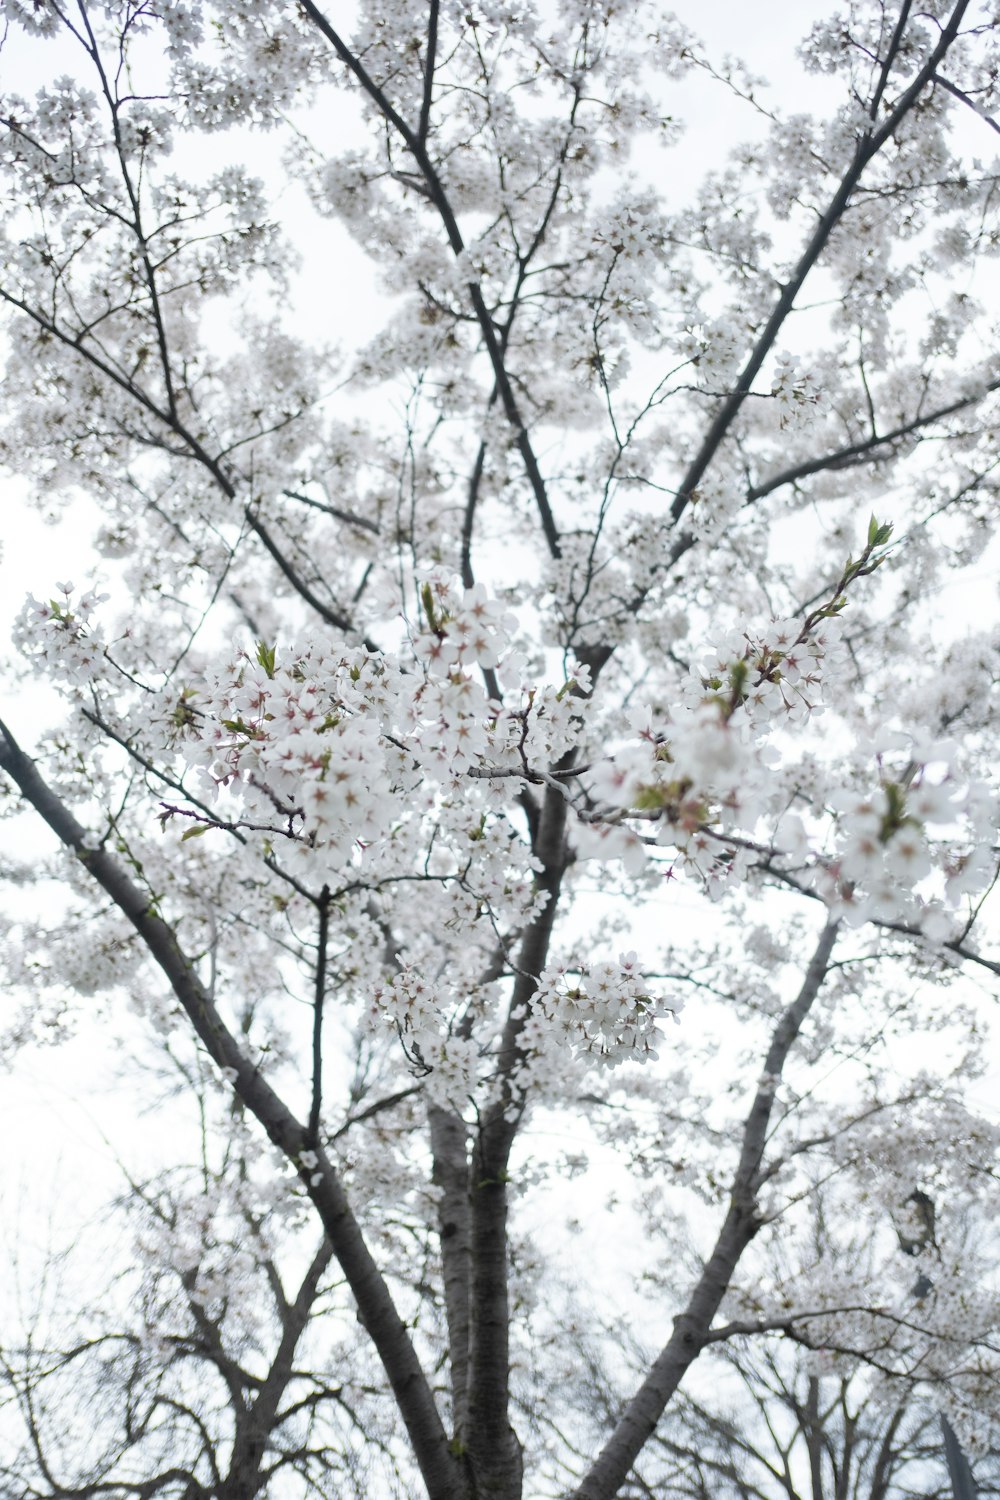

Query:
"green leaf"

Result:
[[420, 581, 437, 632], [255, 640, 277, 678], [181, 823, 212, 841]]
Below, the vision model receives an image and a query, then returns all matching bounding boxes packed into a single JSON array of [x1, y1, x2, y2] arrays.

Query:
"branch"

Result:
[[668, 0, 972, 526], [702, 1302, 915, 1346], [297, 0, 562, 561], [75, 1, 180, 422], [746, 375, 1000, 504], [461, 436, 490, 592], [418, 0, 439, 146], [572, 920, 839, 1500], [307, 885, 331, 1149], [0, 292, 370, 648], [330, 1084, 423, 1139], [233, 1235, 336, 1489], [0, 718, 465, 1500], [282, 488, 380, 535], [867, 2, 913, 128], [753, 862, 1000, 978], [934, 71, 1000, 136], [248, 508, 356, 635]]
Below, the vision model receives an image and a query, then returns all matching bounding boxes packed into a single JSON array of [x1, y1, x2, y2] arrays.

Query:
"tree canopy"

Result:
[[0, 3, 998, 1498]]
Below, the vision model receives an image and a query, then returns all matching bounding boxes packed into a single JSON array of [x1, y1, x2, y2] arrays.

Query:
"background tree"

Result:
[[563, 1333, 1000, 1500], [1, 3, 999, 1499], [539, 1191, 1000, 1499], [0, 1065, 398, 1500]]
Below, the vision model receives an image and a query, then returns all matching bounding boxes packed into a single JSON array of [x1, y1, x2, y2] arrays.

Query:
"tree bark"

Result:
[[430, 1104, 473, 1441]]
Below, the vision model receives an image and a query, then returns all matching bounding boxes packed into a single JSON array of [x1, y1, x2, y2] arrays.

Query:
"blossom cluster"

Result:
[[366, 951, 682, 1100], [13, 582, 110, 688], [682, 616, 846, 729], [177, 576, 592, 868], [413, 576, 517, 678], [822, 742, 996, 931], [587, 701, 751, 842], [367, 968, 480, 1109], [16, 573, 993, 940], [531, 952, 682, 1067], [584, 615, 846, 857], [408, 577, 519, 778], [769, 351, 822, 427], [580, 610, 996, 925], [187, 638, 407, 874]]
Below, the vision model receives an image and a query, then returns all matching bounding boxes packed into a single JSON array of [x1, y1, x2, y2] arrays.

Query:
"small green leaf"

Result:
[[255, 640, 277, 678], [181, 823, 211, 841], [420, 581, 438, 632]]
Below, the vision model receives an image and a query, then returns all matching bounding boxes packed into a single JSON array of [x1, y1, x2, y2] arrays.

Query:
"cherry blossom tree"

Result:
[[1, 2, 999, 1498]]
